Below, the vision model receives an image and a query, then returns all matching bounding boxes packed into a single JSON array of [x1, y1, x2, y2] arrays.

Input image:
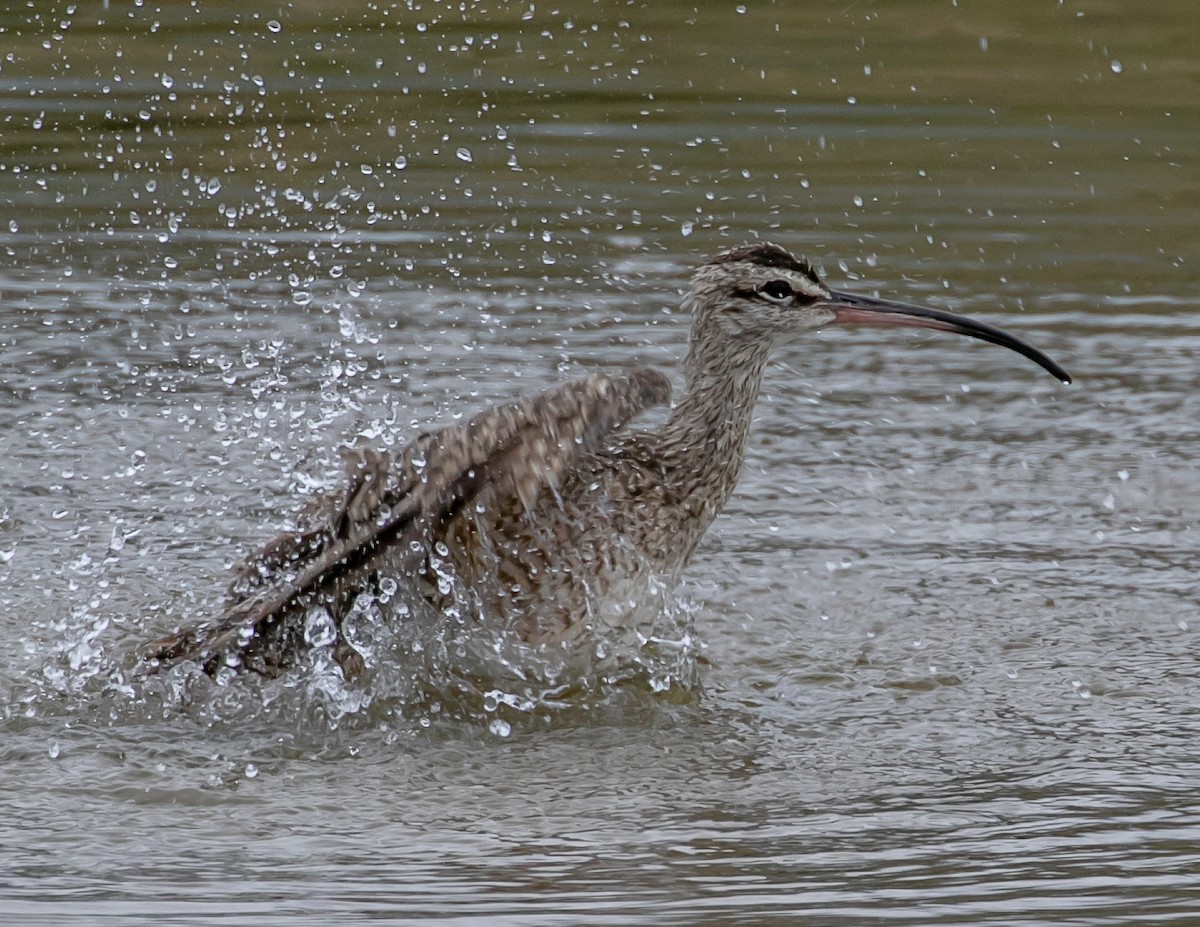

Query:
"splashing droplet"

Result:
[[488, 718, 512, 737]]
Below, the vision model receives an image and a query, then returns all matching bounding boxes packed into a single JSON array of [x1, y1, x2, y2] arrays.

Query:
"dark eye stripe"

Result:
[[731, 284, 819, 306]]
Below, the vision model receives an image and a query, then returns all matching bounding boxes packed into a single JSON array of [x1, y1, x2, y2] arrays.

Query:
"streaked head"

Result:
[[687, 243, 1071, 383]]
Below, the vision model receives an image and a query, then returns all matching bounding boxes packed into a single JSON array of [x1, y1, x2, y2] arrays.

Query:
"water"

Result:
[[3, 1, 1199, 923]]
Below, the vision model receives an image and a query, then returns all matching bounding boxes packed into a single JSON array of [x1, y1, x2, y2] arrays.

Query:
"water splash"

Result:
[[6, 556, 702, 745]]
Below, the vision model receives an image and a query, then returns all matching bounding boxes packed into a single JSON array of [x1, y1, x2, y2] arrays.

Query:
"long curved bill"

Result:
[[823, 290, 1072, 384]]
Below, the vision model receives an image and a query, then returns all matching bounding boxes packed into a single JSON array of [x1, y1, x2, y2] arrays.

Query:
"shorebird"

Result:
[[144, 243, 1070, 677]]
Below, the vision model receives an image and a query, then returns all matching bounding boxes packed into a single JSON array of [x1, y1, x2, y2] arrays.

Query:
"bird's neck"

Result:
[[659, 330, 773, 523]]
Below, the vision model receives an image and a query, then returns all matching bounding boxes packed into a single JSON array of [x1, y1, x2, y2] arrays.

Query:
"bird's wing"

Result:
[[142, 368, 671, 672]]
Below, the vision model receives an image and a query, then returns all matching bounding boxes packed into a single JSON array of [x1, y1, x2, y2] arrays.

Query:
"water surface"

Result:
[[2, 2, 1199, 924]]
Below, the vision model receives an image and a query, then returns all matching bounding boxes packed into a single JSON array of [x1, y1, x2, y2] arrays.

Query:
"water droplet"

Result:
[[304, 607, 336, 648], [488, 718, 512, 737], [455, 147, 473, 163], [1110, 59, 1123, 74], [393, 155, 408, 170], [267, 20, 281, 33], [245, 763, 259, 778], [160, 73, 174, 89]]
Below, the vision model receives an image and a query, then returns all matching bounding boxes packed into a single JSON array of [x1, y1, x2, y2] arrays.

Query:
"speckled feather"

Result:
[[143, 245, 831, 676]]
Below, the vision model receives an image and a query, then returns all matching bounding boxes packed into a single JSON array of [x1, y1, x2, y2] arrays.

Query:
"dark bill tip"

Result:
[[825, 291, 1072, 384]]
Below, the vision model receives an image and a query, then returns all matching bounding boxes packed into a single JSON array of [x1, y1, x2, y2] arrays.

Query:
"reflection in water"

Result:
[[2, 1, 1199, 924]]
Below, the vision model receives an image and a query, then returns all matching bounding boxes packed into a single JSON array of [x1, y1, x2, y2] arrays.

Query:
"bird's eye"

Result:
[[757, 280, 793, 302]]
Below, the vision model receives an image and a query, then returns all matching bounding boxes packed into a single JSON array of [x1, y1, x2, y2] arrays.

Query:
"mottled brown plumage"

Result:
[[143, 244, 1070, 676]]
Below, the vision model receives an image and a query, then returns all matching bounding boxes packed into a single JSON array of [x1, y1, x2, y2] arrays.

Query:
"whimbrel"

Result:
[[144, 244, 1070, 676]]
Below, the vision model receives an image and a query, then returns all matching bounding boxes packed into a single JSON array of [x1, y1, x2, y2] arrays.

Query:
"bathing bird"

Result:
[[144, 243, 1070, 676]]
